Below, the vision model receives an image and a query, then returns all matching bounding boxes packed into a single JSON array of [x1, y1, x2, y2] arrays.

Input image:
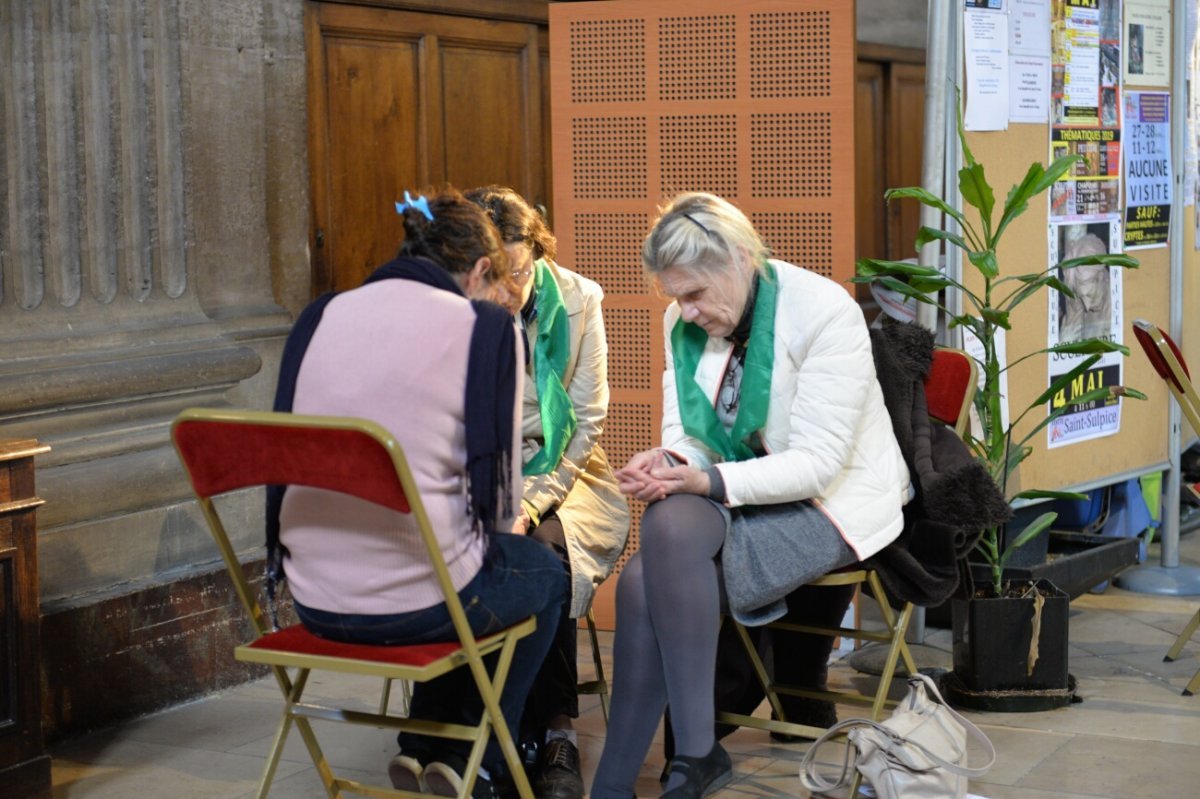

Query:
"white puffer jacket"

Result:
[[662, 260, 911, 561]]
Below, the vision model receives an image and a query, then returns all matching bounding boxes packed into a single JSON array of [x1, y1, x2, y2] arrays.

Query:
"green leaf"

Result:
[[856, 258, 943, 278], [993, 155, 1081, 243], [967, 249, 999, 278], [915, 226, 971, 254], [1047, 339, 1129, 356], [885, 187, 968, 228], [955, 96, 977, 168], [959, 162, 996, 236], [949, 315, 985, 340], [877, 276, 941, 304], [980, 307, 1011, 330], [1029, 354, 1102, 407], [1006, 275, 1075, 311], [1032, 153, 1082, 194], [1057, 253, 1140, 271], [908, 276, 955, 293], [1000, 512, 1057, 567], [1122, 387, 1149, 401], [1014, 489, 1088, 501]]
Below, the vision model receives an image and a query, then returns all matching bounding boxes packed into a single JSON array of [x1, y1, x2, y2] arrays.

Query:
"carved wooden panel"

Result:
[[0, 440, 51, 798], [306, 3, 551, 294]]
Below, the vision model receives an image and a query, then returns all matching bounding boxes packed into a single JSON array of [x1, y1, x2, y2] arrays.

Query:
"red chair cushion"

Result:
[[925, 349, 974, 427], [1133, 323, 1191, 394], [245, 624, 464, 666]]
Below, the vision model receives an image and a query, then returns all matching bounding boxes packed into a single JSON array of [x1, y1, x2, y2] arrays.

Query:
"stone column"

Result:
[[0, 0, 310, 736]]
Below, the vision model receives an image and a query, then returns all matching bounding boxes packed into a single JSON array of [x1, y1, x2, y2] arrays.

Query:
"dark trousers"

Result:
[[294, 532, 569, 773], [521, 513, 579, 741], [664, 582, 856, 759]]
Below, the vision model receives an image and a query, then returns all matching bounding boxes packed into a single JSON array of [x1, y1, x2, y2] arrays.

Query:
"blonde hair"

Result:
[[642, 192, 768, 278]]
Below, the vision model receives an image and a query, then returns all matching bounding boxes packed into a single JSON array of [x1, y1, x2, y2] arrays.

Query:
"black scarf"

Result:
[[265, 256, 517, 615]]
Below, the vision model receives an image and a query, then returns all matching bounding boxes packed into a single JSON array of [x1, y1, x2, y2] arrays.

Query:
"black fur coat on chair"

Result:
[[864, 321, 1012, 606]]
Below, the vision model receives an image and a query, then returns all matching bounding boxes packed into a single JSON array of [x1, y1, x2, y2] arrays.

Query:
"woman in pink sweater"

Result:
[[270, 188, 569, 798]]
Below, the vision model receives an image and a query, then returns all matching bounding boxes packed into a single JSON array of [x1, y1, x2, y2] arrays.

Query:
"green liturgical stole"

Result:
[[524, 259, 577, 475], [670, 264, 777, 462]]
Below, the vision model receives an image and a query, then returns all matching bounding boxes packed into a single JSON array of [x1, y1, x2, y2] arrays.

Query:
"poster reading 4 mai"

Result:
[[1046, 220, 1125, 448]]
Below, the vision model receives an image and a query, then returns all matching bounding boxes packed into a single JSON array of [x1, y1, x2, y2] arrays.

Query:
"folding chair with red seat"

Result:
[[1132, 319, 1200, 696], [714, 346, 978, 739], [171, 408, 537, 798]]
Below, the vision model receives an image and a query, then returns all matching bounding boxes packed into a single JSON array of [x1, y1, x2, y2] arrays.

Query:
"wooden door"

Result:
[[854, 45, 926, 264], [306, 2, 551, 294]]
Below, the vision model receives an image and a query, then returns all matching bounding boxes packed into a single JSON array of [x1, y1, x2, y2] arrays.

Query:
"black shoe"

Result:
[[660, 742, 732, 799], [533, 737, 584, 799], [769, 698, 838, 742]]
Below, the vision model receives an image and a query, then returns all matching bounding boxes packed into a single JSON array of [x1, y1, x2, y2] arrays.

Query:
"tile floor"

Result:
[[49, 532, 1200, 799]]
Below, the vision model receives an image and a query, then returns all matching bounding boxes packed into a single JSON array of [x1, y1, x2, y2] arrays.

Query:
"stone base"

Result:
[[0, 755, 52, 799], [40, 560, 292, 742]]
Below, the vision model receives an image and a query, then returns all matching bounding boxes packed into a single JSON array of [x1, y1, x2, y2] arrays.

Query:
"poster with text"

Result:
[[1046, 219, 1125, 448], [1124, 0, 1170, 87], [1050, 0, 1124, 221], [1123, 91, 1171, 248]]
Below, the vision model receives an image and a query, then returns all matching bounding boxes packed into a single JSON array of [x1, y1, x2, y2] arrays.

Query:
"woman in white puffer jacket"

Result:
[[590, 192, 911, 799]]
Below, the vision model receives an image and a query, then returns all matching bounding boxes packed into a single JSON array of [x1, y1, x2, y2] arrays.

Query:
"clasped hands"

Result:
[[615, 448, 710, 503]]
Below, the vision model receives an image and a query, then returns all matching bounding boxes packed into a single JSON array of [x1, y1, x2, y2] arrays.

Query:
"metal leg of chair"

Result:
[[584, 608, 610, 724], [869, 601, 915, 721], [472, 633, 534, 799], [1184, 667, 1200, 697], [379, 678, 413, 716], [380, 678, 393, 715], [866, 571, 918, 677], [262, 666, 339, 799], [732, 619, 789, 723], [1165, 607, 1200, 661]]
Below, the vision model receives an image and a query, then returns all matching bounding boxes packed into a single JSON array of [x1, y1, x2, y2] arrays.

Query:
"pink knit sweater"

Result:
[[279, 279, 522, 615]]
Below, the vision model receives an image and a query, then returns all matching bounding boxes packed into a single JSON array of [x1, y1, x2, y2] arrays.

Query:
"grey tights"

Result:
[[590, 494, 727, 799]]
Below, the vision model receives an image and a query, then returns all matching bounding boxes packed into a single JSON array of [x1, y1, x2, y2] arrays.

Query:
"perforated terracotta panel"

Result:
[[660, 115, 739, 196], [599, 401, 657, 571], [573, 213, 653, 294], [603, 307, 656, 392], [568, 18, 647, 103], [571, 118, 650, 199], [658, 15, 737, 101], [550, 0, 855, 626], [749, 9, 833, 98], [751, 211, 836, 278], [750, 112, 834, 196]]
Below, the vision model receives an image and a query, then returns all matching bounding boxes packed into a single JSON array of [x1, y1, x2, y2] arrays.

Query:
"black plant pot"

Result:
[[943, 578, 1074, 711]]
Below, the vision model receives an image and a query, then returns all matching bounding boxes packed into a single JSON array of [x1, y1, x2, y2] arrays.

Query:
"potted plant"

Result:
[[855, 110, 1143, 710]]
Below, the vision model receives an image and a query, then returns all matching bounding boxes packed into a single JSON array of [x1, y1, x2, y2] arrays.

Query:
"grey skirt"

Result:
[[717, 499, 856, 626]]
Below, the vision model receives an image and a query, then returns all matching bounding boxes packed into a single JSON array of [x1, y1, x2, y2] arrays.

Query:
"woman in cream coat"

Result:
[[468, 187, 630, 799], [590, 192, 910, 799]]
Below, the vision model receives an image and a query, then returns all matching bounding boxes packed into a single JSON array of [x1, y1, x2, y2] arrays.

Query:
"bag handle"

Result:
[[798, 718, 869, 795], [905, 673, 996, 778], [798, 674, 997, 794]]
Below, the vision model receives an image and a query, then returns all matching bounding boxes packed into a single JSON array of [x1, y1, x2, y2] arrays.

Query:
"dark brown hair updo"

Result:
[[464, 185, 557, 262], [397, 187, 514, 292]]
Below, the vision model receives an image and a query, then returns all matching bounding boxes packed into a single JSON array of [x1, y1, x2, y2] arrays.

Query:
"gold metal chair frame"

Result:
[[171, 408, 538, 799], [715, 347, 978, 739], [1133, 319, 1200, 696]]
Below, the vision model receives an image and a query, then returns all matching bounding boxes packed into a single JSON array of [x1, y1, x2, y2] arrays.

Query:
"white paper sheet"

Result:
[[965, 8, 1011, 131]]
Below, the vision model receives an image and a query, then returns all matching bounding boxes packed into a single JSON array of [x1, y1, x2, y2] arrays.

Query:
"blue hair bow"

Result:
[[395, 191, 434, 221]]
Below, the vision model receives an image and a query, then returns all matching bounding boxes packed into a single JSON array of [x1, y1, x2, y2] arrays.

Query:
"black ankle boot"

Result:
[[660, 742, 732, 799]]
